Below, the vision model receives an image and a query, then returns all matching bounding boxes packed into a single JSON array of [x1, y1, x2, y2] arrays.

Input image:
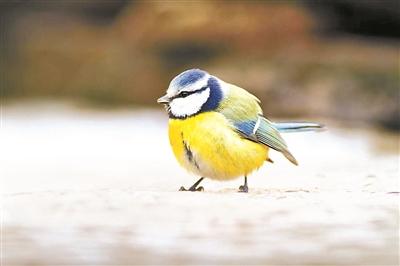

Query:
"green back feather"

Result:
[[217, 84, 262, 121], [218, 84, 298, 165]]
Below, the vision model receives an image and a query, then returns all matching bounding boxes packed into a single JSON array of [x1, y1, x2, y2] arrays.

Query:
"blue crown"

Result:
[[172, 69, 208, 88]]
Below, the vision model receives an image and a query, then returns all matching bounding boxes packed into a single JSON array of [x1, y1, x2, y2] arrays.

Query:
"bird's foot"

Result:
[[179, 186, 204, 192], [238, 185, 248, 193]]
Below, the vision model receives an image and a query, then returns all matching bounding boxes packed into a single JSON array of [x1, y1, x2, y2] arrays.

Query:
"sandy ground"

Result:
[[1, 102, 399, 265]]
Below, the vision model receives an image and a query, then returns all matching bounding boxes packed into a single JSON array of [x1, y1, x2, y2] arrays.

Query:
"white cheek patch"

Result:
[[169, 88, 210, 117]]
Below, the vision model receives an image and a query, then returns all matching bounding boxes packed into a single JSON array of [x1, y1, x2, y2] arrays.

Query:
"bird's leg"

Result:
[[238, 176, 248, 193], [179, 177, 204, 192]]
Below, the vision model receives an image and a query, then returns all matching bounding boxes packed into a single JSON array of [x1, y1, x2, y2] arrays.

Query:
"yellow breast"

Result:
[[168, 112, 269, 180]]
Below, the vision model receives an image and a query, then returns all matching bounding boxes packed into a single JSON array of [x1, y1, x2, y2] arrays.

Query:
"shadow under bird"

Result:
[[157, 69, 324, 193]]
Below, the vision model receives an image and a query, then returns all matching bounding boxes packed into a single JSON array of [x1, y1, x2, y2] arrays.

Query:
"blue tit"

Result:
[[157, 69, 323, 192]]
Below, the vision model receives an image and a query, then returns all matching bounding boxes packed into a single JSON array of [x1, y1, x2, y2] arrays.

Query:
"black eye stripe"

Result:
[[173, 86, 208, 99], [179, 91, 191, 97], [198, 86, 208, 92]]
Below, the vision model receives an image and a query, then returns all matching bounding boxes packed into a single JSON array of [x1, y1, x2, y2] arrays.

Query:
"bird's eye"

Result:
[[179, 91, 190, 97]]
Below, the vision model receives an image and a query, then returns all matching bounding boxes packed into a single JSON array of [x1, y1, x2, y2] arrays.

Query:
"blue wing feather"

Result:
[[218, 84, 298, 165], [232, 117, 298, 165], [234, 120, 257, 139]]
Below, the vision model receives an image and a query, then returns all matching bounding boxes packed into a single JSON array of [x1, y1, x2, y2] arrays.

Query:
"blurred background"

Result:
[[2, 1, 399, 265], [1, 0, 399, 129]]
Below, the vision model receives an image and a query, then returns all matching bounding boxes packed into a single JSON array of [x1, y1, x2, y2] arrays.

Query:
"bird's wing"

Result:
[[217, 84, 298, 165]]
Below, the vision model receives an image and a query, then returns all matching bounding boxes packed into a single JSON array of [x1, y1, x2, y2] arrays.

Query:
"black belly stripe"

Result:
[[181, 133, 200, 170]]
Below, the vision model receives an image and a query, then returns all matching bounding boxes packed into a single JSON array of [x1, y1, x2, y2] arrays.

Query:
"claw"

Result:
[[196, 186, 204, 192], [238, 185, 248, 193], [179, 177, 205, 192], [179, 186, 204, 192]]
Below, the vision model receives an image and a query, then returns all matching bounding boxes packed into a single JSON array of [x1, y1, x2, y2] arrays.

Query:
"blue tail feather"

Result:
[[273, 122, 325, 133]]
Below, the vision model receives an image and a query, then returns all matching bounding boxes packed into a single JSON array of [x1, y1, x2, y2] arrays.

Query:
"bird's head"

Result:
[[157, 69, 225, 119]]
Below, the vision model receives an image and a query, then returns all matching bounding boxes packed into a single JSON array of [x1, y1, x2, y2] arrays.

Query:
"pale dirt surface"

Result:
[[1, 102, 399, 265]]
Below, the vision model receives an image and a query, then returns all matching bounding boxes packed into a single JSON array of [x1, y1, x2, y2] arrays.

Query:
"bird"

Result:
[[157, 69, 323, 193]]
